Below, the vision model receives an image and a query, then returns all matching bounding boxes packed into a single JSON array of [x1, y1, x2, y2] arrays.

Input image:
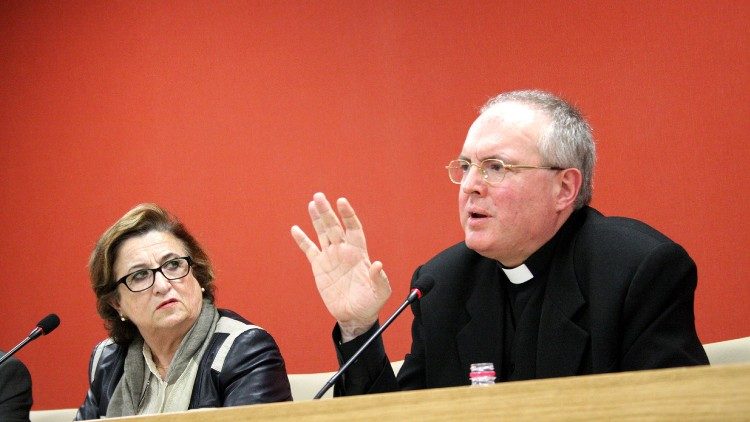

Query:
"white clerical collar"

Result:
[[502, 264, 534, 285]]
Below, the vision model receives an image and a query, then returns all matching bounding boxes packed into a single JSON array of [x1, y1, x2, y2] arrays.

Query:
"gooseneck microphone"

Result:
[[0, 314, 60, 367], [313, 276, 435, 399]]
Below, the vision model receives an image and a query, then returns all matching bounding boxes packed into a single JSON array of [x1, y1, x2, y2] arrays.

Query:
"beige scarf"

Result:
[[106, 299, 219, 417]]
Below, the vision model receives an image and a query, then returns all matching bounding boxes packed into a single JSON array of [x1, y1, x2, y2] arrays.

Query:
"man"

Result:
[[0, 350, 33, 422], [291, 89, 708, 395]]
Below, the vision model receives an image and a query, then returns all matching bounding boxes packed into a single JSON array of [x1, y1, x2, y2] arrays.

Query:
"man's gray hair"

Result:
[[481, 89, 596, 209]]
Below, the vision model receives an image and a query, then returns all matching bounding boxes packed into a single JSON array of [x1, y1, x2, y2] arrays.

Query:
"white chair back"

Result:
[[703, 336, 750, 365], [289, 360, 406, 401]]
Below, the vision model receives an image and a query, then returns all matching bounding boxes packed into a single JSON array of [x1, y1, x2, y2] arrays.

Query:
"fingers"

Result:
[[336, 196, 369, 253], [302, 192, 363, 251], [308, 200, 329, 249], [311, 192, 344, 244], [290, 225, 320, 262], [337, 197, 363, 231]]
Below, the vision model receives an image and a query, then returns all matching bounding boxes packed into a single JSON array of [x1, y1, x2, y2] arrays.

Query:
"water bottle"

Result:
[[469, 362, 496, 386]]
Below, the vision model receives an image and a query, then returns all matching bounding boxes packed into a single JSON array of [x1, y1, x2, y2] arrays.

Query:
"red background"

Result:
[[1, 1, 747, 410]]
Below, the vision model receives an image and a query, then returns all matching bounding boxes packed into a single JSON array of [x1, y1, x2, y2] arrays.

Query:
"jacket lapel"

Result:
[[456, 263, 505, 375], [536, 257, 589, 378]]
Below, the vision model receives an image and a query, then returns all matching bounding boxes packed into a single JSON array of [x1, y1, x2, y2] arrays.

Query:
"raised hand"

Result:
[[291, 192, 391, 341]]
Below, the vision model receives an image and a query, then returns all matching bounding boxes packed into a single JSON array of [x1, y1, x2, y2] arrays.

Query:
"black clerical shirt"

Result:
[[498, 226, 561, 381]]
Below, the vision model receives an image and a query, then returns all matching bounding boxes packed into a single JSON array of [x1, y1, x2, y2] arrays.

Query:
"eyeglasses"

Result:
[[115, 256, 194, 293], [445, 159, 564, 185]]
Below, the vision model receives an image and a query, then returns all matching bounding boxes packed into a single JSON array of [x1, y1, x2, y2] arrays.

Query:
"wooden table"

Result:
[[110, 363, 750, 421]]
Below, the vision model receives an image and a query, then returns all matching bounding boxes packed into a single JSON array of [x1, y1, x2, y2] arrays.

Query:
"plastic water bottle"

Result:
[[469, 362, 496, 386]]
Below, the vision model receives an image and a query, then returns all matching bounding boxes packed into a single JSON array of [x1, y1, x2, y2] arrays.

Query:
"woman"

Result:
[[75, 204, 291, 420]]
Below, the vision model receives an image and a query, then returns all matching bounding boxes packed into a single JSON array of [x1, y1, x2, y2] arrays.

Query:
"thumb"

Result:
[[369, 261, 392, 299]]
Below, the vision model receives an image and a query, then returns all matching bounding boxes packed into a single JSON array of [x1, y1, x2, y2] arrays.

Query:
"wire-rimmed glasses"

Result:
[[446, 159, 564, 185]]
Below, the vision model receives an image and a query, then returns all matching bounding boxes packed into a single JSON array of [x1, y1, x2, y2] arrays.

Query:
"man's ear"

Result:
[[555, 167, 582, 211]]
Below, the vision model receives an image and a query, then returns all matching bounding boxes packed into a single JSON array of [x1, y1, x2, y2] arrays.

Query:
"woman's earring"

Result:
[[201, 287, 205, 293], [120, 314, 126, 322]]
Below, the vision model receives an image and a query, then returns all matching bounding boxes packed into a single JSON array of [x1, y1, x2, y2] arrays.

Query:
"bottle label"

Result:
[[469, 370, 496, 378]]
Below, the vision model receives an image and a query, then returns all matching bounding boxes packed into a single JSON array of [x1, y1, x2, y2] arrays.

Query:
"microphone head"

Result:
[[37, 314, 60, 335], [412, 275, 436, 298]]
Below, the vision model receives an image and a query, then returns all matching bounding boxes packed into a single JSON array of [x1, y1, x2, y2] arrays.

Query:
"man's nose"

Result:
[[462, 164, 487, 194]]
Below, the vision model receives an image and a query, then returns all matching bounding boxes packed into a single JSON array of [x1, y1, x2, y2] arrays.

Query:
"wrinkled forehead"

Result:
[[113, 230, 187, 273], [461, 102, 549, 159]]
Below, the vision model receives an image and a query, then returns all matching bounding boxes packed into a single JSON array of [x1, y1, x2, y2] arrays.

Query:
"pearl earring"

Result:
[[120, 315, 126, 322], [201, 287, 205, 292]]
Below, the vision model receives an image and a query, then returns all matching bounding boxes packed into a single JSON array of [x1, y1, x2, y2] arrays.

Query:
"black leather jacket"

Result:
[[75, 309, 291, 420]]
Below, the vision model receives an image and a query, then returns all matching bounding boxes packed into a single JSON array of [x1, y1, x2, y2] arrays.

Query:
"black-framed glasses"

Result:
[[445, 159, 564, 185], [115, 256, 194, 293]]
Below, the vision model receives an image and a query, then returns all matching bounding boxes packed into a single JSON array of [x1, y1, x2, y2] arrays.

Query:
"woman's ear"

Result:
[[555, 167, 582, 211], [108, 297, 121, 314]]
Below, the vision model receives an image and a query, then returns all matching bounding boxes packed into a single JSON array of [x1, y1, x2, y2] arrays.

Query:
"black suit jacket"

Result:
[[335, 207, 708, 394], [0, 351, 33, 422]]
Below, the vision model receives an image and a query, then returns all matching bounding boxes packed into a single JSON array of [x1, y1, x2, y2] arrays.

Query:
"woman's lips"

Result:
[[157, 299, 178, 309]]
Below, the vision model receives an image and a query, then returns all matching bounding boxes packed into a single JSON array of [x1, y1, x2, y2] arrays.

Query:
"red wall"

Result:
[[1, 1, 747, 410]]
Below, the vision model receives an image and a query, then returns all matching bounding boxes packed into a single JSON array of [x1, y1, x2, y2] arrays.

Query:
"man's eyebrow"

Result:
[[458, 154, 503, 162]]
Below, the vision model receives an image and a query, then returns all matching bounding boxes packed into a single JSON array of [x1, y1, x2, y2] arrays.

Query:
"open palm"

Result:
[[291, 193, 391, 338]]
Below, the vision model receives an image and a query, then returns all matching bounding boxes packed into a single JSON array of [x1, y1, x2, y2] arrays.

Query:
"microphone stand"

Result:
[[0, 314, 60, 367], [0, 336, 35, 367], [313, 293, 416, 399]]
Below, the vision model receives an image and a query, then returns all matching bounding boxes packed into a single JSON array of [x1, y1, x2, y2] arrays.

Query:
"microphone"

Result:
[[313, 276, 435, 399], [0, 314, 60, 367]]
